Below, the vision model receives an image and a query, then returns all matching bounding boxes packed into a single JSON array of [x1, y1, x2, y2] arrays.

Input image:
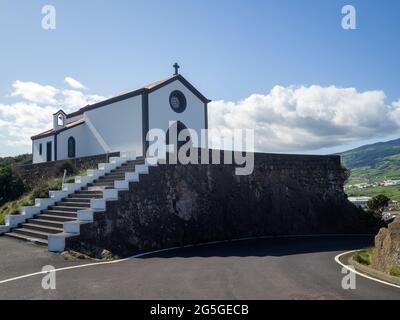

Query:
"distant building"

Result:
[[347, 183, 376, 190], [348, 196, 372, 207], [382, 180, 400, 187]]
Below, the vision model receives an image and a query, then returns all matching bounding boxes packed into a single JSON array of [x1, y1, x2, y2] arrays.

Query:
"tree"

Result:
[[366, 194, 390, 218]]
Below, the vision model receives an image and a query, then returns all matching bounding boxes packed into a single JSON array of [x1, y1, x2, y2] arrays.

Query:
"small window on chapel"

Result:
[[57, 114, 64, 126], [169, 90, 187, 113], [68, 137, 76, 158], [39, 143, 42, 155]]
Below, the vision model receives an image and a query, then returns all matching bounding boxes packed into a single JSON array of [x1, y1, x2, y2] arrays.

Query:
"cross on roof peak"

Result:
[[173, 63, 180, 75]]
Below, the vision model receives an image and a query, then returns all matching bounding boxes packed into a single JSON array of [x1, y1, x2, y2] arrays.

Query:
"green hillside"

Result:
[[340, 138, 400, 202], [340, 138, 400, 183], [340, 138, 400, 169]]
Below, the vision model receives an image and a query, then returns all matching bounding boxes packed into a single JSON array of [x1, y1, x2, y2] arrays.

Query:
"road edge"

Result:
[[334, 251, 400, 290]]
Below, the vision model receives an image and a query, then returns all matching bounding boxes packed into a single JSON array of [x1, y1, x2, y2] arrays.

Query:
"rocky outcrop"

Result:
[[372, 216, 400, 272], [67, 152, 378, 256]]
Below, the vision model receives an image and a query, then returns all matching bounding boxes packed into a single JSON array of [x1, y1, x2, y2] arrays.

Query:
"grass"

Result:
[[390, 267, 400, 278], [0, 178, 63, 225], [392, 203, 400, 211], [65, 176, 75, 183], [64, 169, 87, 184], [353, 248, 373, 266], [31, 179, 62, 199], [0, 159, 89, 226], [346, 186, 400, 202], [0, 194, 34, 225], [346, 177, 368, 185], [353, 249, 400, 280], [0, 169, 89, 225], [77, 169, 87, 176]]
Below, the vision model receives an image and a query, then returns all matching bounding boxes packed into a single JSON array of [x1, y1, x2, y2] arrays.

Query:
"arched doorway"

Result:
[[166, 121, 191, 147], [68, 137, 76, 158], [166, 121, 192, 162]]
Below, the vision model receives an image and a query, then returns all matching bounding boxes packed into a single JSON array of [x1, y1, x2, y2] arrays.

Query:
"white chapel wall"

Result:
[[57, 124, 104, 160], [148, 80, 206, 148], [84, 95, 143, 157], [32, 136, 55, 164]]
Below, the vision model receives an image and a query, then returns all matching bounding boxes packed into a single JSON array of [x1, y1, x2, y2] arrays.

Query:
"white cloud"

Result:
[[65, 77, 86, 90], [0, 78, 106, 157], [11, 80, 59, 105], [0, 102, 57, 152], [61, 90, 105, 112], [208, 85, 400, 152], [1, 79, 400, 157], [389, 100, 400, 125]]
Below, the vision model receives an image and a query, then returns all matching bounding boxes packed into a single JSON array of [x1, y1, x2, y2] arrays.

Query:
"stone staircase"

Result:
[[0, 155, 154, 251]]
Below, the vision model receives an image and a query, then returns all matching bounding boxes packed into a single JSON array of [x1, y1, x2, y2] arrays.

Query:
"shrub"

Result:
[[390, 267, 400, 278], [354, 248, 372, 266], [65, 176, 76, 183], [0, 164, 26, 207], [31, 178, 62, 199], [56, 161, 75, 176], [366, 194, 390, 219], [0, 194, 34, 225], [0, 177, 63, 225], [77, 169, 87, 177]]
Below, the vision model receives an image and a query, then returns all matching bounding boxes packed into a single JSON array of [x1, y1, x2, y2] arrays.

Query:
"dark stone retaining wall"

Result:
[[14, 152, 119, 187], [67, 152, 377, 256]]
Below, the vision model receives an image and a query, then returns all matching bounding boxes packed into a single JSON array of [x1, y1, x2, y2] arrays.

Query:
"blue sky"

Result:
[[0, 0, 399, 156]]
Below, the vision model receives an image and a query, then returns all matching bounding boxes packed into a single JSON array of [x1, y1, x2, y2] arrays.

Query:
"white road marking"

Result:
[[334, 251, 400, 290], [0, 234, 372, 285]]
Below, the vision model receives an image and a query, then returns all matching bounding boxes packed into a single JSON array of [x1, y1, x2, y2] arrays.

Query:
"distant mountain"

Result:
[[339, 138, 400, 182], [340, 138, 400, 168]]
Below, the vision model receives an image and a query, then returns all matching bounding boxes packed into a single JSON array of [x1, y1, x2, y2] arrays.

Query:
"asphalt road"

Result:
[[0, 235, 399, 299]]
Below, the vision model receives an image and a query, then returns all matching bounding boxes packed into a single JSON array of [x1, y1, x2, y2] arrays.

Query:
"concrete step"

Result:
[[126, 159, 143, 163], [5, 232, 48, 245], [119, 162, 138, 167], [75, 190, 103, 196], [55, 201, 91, 208], [27, 218, 64, 229], [12, 227, 51, 240], [47, 206, 88, 212], [104, 172, 127, 178], [92, 178, 115, 183], [123, 160, 144, 166], [113, 166, 136, 172], [97, 177, 122, 183], [88, 181, 114, 187], [42, 209, 78, 217], [110, 166, 136, 174], [81, 186, 111, 191], [89, 185, 114, 190], [65, 197, 91, 203], [22, 223, 63, 234], [71, 193, 103, 199], [38, 214, 77, 223]]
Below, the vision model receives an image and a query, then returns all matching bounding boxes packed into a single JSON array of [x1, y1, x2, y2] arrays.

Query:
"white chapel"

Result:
[[31, 65, 210, 164]]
